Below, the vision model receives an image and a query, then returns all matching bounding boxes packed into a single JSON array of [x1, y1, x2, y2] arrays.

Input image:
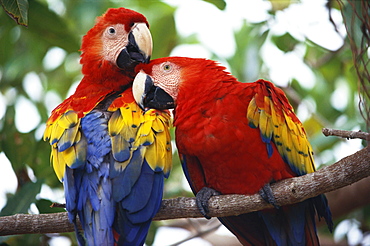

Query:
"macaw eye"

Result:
[[107, 27, 116, 35], [163, 64, 172, 72]]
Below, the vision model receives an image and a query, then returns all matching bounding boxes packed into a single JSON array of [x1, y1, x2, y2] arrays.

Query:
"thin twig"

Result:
[[168, 223, 221, 246], [50, 203, 66, 208], [322, 128, 370, 141]]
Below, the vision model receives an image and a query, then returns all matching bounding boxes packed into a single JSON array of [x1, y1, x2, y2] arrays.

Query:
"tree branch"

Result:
[[322, 128, 370, 141], [0, 146, 369, 236]]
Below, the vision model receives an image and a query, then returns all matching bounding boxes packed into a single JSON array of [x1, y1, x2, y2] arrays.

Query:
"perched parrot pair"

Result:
[[132, 57, 334, 246], [44, 6, 333, 246], [44, 8, 172, 245]]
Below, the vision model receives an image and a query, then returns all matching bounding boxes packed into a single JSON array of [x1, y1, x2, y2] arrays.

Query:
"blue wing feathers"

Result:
[[286, 205, 307, 244], [116, 208, 152, 246], [121, 163, 155, 213], [260, 210, 286, 246], [112, 148, 144, 202], [180, 155, 197, 193], [58, 127, 79, 152], [64, 111, 116, 245], [60, 109, 167, 245], [313, 195, 333, 232], [260, 203, 308, 246], [64, 167, 76, 221], [220, 200, 323, 246], [81, 201, 93, 245], [94, 179, 115, 246], [126, 166, 163, 224], [114, 161, 164, 245], [181, 151, 331, 245], [219, 213, 276, 246], [219, 202, 318, 246], [111, 134, 131, 162]]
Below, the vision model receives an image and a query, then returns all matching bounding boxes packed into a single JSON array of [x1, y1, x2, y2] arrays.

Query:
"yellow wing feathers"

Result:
[[44, 111, 85, 180], [247, 80, 315, 175], [108, 102, 172, 175], [45, 101, 172, 181], [145, 118, 172, 175]]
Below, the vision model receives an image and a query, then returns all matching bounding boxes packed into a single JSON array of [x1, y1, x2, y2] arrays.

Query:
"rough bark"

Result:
[[0, 146, 369, 236]]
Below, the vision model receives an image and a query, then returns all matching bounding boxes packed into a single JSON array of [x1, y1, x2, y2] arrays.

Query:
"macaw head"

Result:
[[132, 57, 231, 110], [80, 7, 152, 76]]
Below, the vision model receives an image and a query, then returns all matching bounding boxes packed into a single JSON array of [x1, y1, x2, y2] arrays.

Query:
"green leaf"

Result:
[[0, 0, 28, 26], [151, 6, 177, 58], [0, 235, 11, 244], [0, 10, 17, 64], [0, 106, 36, 172], [31, 140, 61, 188], [342, 1, 364, 48], [269, 0, 291, 12], [271, 33, 299, 53], [128, 1, 177, 59], [0, 179, 43, 216], [35, 199, 65, 214], [203, 0, 226, 10], [27, 0, 79, 53], [227, 22, 268, 82]]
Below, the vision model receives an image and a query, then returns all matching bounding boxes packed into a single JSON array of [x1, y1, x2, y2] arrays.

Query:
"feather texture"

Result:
[[45, 92, 172, 245], [44, 7, 171, 246], [246, 80, 316, 176], [135, 57, 333, 246]]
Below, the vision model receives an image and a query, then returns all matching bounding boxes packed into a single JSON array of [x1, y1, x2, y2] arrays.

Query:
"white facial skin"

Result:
[[102, 23, 129, 64], [102, 23, 152, 65], [150, 61, 182, 101]]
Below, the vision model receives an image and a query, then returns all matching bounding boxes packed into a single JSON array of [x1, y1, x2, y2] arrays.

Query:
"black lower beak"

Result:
[[116, 32, 150, 69], [133, 73, 175, 110], [144, 85, 175, 110]]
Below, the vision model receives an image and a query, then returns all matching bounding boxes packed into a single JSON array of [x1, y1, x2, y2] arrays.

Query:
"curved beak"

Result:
[[133, 71, 175, 110], [117, 23, 153, 69]]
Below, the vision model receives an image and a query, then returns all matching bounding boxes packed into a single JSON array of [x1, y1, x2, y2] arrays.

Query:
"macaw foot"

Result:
[[259, 183, 280, 209], [196, 187, 221, 219]]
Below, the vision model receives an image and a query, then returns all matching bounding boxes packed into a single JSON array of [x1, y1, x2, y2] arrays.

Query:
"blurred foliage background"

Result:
[[0, 0, 368, 245]]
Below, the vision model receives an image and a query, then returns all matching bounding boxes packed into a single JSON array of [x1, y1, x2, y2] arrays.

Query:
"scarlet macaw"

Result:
[[132, 57, 333, 246], [43, 8, 172, 245]]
